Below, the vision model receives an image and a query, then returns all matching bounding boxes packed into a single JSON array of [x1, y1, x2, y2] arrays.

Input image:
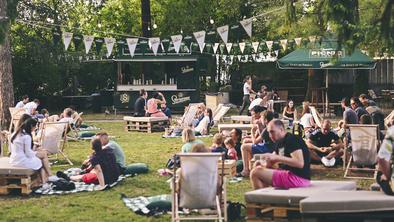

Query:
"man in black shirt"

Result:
[[250, 119, 310, 189], [134, 89, 147, 117], [306, 120, 344, 167]]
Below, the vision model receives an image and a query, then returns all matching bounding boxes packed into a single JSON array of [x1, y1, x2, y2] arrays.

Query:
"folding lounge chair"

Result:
[[212, 104, 224, 118], [38, 122, 73, 165], [344, 124, 379, 179], [384, 110, 394, 127], [212, 106, 231, 127], [172, 153, 227, 222], [309, 106, 322, 128], [8, 107, 26, 133], [177, 103, 203, 128]]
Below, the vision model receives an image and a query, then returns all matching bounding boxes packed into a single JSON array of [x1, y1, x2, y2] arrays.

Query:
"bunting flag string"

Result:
[[239, 42, 246, 54], [170, 35, 183, 54], [240, 18, 253, 37], [83, 35, 94, 54], [193, 31, 206, 53], [104, 37, 115, 58], [126, 38, 138, 57], [217, 25, 229, 43], [63, 32, 73, 51]]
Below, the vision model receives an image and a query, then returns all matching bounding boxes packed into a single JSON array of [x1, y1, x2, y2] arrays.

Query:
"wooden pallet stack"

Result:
[[123, 116, 169, 133], [218, 159, 236, 177], [0, 173, 39, 195]]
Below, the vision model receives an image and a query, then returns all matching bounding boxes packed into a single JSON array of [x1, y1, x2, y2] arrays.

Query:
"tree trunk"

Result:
[[0, 0, 15, 129]]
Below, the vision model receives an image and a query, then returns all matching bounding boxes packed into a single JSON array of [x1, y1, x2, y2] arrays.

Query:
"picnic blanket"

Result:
[[122, 194, 172, 216], [162, 134, 213, 139], [34, 168, 132, 195]]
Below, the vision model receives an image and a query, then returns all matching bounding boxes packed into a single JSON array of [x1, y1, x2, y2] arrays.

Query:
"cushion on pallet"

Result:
[[244, 180, 356, 206], [123, 116, 169, 122], [0, 157, 35, 175], [300, 191, 394, 214]]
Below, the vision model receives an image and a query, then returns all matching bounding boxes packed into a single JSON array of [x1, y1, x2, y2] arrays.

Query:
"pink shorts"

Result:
[[272, 170, 310, 189], [150, 112, 166, 117]]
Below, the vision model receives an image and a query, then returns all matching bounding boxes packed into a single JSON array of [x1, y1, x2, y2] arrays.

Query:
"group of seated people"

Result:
[[134, 89, 172, 121]]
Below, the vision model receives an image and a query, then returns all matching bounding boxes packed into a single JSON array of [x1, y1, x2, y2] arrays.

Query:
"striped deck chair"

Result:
[[177, 103, 203, 128], [38, 122, 73, 165], [309, 106, 323, 128], [212, 105, 231, 127], [344, 124, 379, 179], [8, 107, 26, 133], [172, 153, 227, 221]]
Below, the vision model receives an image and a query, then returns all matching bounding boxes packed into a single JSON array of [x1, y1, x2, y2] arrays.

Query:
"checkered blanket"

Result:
[[34, 168, 132, 195], [122, 194, 171, 216]]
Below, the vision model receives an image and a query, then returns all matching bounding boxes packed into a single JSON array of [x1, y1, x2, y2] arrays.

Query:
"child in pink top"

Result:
[[224, 137, 238, 160]]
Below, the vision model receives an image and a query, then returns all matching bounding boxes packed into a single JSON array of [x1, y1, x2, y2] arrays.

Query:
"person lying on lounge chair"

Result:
[[377, 126, 394, 195], [250, 119, 311, 189], [240, 111, 275, 177], [194, 108, 213, 136], [306, 120, 344, 167], [65, 138, 119, 190]]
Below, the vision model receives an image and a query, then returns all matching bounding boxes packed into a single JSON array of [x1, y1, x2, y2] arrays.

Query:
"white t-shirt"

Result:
[[24, 102, 38, 115], [249, 98, 263, 111], [195, 116, 211, 135], [300, 113, 314, 128], [243, 82, 251, 95], [15, 101, 25, 108]]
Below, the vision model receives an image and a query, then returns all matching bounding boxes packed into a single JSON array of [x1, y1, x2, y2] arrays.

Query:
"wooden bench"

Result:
[[218, 124, 253, 133], [230, 115, 252, 124], [0, 157, 40, 195], [123, 116, 169, 133], [218, 159, 236, 177]]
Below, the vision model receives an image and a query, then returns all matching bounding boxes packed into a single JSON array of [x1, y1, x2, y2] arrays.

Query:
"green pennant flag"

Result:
[[95, 38, 104, 54], [73, 34, 83, 50]]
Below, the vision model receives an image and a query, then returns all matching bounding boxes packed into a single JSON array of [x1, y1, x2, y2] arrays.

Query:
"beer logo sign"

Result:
[[171, 92, 191, 105], [120, 93, 130, 104]]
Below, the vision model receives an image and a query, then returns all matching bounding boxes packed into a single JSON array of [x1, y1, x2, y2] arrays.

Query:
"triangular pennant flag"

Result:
[[237, 55, 242, 61], [280, 39, 288, 51], [217, 25, 229, 43], [252, 54, 256, 61], [274, 50, 279, 57], [309, 35, 316, 43], [244, 55, 249, 61], [193, 31, 206, 53], [73, 34, 83, 50], [126, 38, 138, 57], [222, 55, 228, 61], [62, 32, 73, 51], [225, 43, 233, 54], [171, 35, 183, 54], [239, 42, 246, 54], [83, 35, 94, 54], [213, 43, 220, 54], [252, 42, 259, 53], [294, 37, 302, 47], [265, 41, 273, 51], [95, 38, 104, 54], [240, 18, 253, 37], [149, 37, 161, 55], [104, 37, 115, 58]]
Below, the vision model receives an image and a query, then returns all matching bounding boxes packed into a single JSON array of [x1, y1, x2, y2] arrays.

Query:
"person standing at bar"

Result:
[[239, 75, 255, 115]]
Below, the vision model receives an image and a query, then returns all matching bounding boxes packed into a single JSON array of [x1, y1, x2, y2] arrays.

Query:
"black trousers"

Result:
[[239, 95, 250, 115]]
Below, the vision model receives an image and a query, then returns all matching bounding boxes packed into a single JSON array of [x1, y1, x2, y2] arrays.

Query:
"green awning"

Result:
[[277, 48, 376, 69]]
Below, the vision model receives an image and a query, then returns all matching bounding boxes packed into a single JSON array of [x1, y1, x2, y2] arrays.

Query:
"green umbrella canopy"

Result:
[[277, 48, 376, 69]]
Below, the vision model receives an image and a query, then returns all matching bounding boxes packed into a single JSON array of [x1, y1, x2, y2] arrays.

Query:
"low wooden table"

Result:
[[231, 115, 252, 123], [123, 116, 169, 133], [218, 124, 253, 133]]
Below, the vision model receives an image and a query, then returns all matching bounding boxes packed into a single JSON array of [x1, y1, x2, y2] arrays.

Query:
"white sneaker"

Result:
[[328, 158, 336, 167], [321, 157, 330, 167], [48, 175, 60, 182]]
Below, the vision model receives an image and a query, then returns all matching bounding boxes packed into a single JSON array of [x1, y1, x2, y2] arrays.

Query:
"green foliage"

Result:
[[0, 0, 20, 44]]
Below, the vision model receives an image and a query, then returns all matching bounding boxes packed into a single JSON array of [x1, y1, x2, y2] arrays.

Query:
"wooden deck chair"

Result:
[[172, 153, 227, 222], [212, 104, 224, 118], [212, 106, 231, 127], [384, 110, 394, 127], [309, 106, 323, 128], [344, 124, 379, 179], [39, 122, 73, 165], [177, 103, 202, 128], [8, 107, 26, 133], [368, 89, 382, 100]]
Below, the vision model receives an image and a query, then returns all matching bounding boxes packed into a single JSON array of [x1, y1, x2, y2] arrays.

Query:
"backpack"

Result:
[[227, 201, 246, 221], [53, 179, 76, 191]]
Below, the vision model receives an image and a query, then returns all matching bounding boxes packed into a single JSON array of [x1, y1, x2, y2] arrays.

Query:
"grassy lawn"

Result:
[[0, 120, 374, 221]]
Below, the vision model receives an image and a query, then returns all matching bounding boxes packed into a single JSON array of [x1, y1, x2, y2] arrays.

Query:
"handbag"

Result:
[[227, 201, 246, 220]]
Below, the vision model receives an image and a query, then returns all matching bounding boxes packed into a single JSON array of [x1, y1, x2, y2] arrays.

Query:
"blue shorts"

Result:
[[251, 143, 274, 155]]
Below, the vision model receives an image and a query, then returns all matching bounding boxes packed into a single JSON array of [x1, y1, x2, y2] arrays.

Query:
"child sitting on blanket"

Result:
[[210, 133, 228, 158], [224, 137, 238, 160], [62, 139, 119, 190]]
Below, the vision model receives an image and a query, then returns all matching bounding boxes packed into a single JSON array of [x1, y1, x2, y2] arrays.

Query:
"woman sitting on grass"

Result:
[[181, 128, 204, 153], [67, 138, 119, 190], [9, 117, 55, 187]]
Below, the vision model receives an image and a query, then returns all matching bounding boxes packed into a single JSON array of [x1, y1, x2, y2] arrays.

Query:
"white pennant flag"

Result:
[[240, 18, 253, 37], [294, 37, 302, 47], [213, 43, 220, 54], [309, 35, 316, 43], [237, 55, 242, 61], [83, 35, 94, 54], [149, 37, 161, 55], [126, 38, 138, 57], [170, 35, 183, 54], [239, 42, 246, 54], [274, 50, 279, 57], [225, 43, 233, 54], [265, 41, 273, 51], [252, 54, 256, 61], [193, 31, 206, 53], [280, 39, 288, 51], [104, 37, 115, 58], [217, 25, 229, 43], [252, 42, 259, 53], [244, 55, 249, 61], [63, 32, 73, 51]]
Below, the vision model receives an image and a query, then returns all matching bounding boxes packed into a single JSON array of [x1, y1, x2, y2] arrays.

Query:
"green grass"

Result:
[[0, 120, 373, 221]]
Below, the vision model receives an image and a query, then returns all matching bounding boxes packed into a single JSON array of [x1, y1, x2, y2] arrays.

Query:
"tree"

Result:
[[0, 0, 18, 129]]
